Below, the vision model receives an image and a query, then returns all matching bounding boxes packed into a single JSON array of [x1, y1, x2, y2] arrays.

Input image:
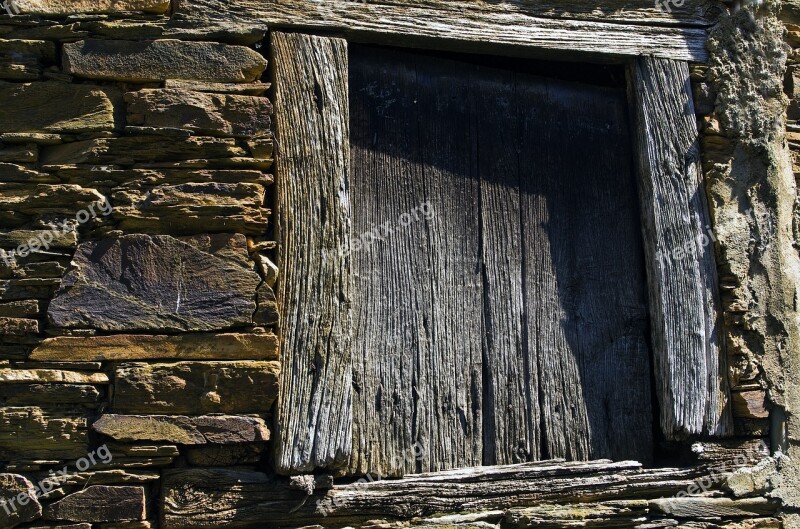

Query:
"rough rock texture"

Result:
[[0, 83, 115, 134], [112, 182, 269, 235], [0, 40, 56, 81], [184, 443, 264, 466], [47, 234, 260, 332], [125, 89, 273, 138], [40, 136, 244, 166], [0, 407, 88, 460], [63, 40, 267, 83], [0, 384, 102, 406], [43, 486, 145, 523], [0, 473, 42, 528], [707, 9, 800, 509], [92, 414, 270, 444], [113, 361, 280, 414]]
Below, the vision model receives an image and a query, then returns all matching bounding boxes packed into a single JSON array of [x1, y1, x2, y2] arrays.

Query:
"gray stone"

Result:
[[0, 473, 42, 528], [185, 443, 265, 466], [92, 414, 270, 445], [63, 39, 267, 83], [253, 283, 278, 326], [43, 486, 145, 523], [47, 234, 260, 332]]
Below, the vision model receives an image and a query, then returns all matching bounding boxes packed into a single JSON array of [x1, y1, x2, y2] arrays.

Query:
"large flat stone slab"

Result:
[[29, 332, 279, 361], [92, 414, 270, 445], [47, 234, 260, 332], [114, 361, 280, 414], [125, 89, 272, 138], [42, 486, 145, 523], [63, 40, 267, 83], [0, 82, 114, 134]]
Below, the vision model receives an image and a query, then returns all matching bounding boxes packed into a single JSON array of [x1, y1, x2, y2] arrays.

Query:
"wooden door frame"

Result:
[[248, 1, 735, 475]]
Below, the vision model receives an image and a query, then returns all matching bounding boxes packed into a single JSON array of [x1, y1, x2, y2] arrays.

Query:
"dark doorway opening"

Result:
[[348, 44, 653, 477]]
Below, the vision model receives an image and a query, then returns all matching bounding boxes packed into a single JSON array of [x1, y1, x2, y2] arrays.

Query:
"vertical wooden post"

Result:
[[272, 31, 353, 474], [628, 57, 732, 439]]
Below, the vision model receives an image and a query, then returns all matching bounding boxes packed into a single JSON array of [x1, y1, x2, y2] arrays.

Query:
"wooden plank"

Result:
[[348, 45, 426, 477], [161, 460, 716, 528], [175, 0, 724, 28], [627, 57, 731, 439], [271, 31, 353, 474], [174, 0, 711, 62], [475, 65, 540, 465], [348, 46, 484, 476], [519, 75, 653, 463], [414, 53, 484, 473]]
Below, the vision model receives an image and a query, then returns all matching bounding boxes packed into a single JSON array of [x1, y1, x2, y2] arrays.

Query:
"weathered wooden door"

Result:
[[348, 45, 653, 476], [273, 32, 729, 478]]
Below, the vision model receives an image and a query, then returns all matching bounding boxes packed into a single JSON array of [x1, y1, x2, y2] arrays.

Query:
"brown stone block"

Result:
[[0, 82, 114, 134], [0, 407, 89, 460], [125, 89, 272, 138], [30, 332, 279, 361], [114, 361, 279, 414], [732, 390, 770, 419], [15, 0, 169, 15]]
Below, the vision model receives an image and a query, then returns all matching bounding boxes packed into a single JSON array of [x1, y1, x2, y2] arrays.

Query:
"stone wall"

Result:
[[0, 1, 279, 527], [0, 1, 795, 528]]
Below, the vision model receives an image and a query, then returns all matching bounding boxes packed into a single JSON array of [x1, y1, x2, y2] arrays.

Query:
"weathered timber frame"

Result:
[[186, 0, 738, 474]]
